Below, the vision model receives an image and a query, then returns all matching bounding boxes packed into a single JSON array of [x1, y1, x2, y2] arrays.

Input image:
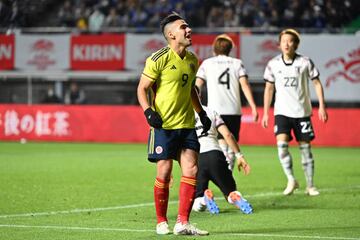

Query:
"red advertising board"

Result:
[[0, 34, 15, 70], [0, 104, 148, 142], [0, 105, 359, 147], [191, 33, 240, 63], [239, 107, 360, 147], [70, 34, 125, 70]]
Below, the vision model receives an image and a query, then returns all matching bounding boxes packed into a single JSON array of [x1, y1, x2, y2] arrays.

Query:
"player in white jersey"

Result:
[[261, 29, 328, 196], [196, 34, 258, 171], [192, 86, 253, 214]]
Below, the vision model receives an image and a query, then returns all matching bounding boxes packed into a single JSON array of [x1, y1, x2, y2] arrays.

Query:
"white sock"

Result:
[[192, 197, 206, 212], [299, 143, 314, 187], [277, 141, 295, 182]]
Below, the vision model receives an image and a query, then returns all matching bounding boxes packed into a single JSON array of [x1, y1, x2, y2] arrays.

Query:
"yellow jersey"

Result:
[[142, 46, 199, 130]]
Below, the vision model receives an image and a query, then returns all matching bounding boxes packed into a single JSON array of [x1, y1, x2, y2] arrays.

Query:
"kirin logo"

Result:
[[28, 39, 55, 70], [139, 39, 166, 65], [325, 47, 360, 87], [142, 39, 166, 51], [259, 39, 279, 52], [31, 39, 54, 52], [255, 39, 278, 67]]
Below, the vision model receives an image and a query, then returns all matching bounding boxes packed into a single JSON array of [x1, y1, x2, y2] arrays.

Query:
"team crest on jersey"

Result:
[[155, 146, 163, 154], [189, 63, 195, 73], [295, 66, 301, 74]]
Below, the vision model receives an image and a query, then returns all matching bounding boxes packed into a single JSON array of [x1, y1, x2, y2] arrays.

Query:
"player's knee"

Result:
[[181, 163, 198, 177], [277, 141, 289, 159], [299, 143, 313, 163]]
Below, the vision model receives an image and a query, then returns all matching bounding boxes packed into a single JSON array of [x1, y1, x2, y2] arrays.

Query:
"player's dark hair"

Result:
[[160, 12, 183, 35], [213, 38, 232, 56]]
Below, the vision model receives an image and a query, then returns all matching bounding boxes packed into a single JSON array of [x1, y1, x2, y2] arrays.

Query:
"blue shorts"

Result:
[[147, 128, 200, 162]]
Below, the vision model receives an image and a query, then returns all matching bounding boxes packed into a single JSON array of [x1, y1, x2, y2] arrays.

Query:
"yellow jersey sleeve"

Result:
[[142, 47, 169, 81]]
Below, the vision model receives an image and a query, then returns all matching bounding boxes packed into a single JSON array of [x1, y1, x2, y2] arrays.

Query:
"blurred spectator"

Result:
[[268, 8, 280, 27], [5, 0, 358, 30], [88, 6, 105, 32], [74, 3, 89, 31], [207, 6, 224, 27], [9, 1, 22, 27], [301, 8, 312, 27], [65, 82, 86, 104], [325, 0, 338, 28], [128, 4, 148, 28], [104, 7, 121, 27], [223, 7, 239, 27], [312, 4, 326, 28], [0, 0, 11, 27], [115, 0, 129, 27], [58, 0, 75, 27], [42, 85, 63, 104], [241, 1, 256, 27], [282, 5, 295, 27], [145, 0, 172, 28]]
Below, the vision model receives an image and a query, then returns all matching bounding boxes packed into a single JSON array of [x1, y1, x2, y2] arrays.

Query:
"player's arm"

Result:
[[137, 74, 153, 111], [312, 78, 328, 123], [191, 87, 202, 112], [239, 76, 258, 122], [137, 74, 163, 128], [262, 81, 275, 128], [195, 77, 205, 91], [217, 124, 250, 175], [192, 86, 211, 134]]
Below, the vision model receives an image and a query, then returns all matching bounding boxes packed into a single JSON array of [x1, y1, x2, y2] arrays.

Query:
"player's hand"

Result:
[[261, 114, 269, 128], [144, 108, 163, 128], [198, 110, 211, 134], [318, 107, 328, 123], [252, 108, 259, 122], [236, 156, 251, 175]]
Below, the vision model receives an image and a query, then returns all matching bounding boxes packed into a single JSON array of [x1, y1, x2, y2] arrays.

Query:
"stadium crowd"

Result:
[[0, 0, 359, 31]]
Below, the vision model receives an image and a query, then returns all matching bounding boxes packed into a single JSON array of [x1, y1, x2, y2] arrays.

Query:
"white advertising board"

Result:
[[125, 33, 167, 71], [15, 34, 70, 70], [241, 35, 360, 102]]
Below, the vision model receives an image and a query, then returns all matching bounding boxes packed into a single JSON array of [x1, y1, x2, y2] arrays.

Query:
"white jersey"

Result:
[[263, 54, 320, 118], [195, 106, 225, 153], [196, 55, 247, 115]]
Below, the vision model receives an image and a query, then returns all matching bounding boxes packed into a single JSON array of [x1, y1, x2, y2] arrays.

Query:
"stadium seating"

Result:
[[1, 0, 359, 30]]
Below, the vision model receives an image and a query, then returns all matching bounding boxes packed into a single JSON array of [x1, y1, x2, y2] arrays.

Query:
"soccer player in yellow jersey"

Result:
[[137, 13, 211, 236]]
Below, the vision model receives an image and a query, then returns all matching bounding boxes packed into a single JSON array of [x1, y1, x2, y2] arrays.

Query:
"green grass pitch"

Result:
[[0, 142, 359, 240]]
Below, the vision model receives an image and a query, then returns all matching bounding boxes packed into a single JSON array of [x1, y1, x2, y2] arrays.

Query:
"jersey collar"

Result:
[[281, 53, 298, 66], [169, 45, 188, 60]]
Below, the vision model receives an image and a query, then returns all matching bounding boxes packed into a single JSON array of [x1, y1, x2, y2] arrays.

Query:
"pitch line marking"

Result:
[[225, 232, 360, 240], [0, 224, 358, 240], [0, 185, 359, 219], [0, 224, 152, 232]]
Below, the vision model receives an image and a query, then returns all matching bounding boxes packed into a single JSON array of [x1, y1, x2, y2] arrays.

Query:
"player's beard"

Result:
[[183, 36, 192, 47]]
